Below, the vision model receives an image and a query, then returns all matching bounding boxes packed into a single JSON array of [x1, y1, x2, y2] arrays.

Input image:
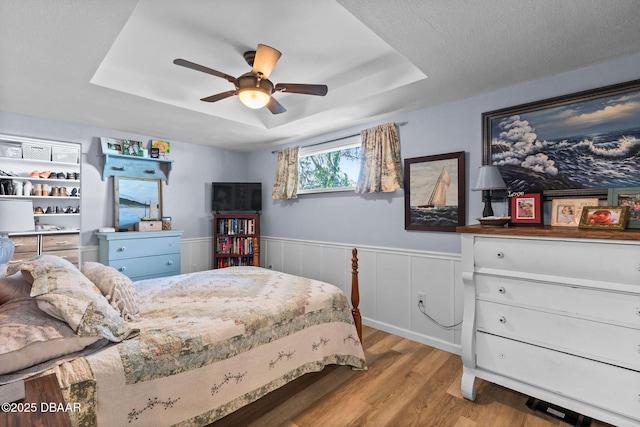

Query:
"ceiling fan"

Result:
[[173, 44, 328, 114]]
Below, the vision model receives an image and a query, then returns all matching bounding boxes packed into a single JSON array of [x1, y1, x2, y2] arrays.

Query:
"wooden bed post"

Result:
[[351, 248, 362, 343], [252, 239, 259, 267]]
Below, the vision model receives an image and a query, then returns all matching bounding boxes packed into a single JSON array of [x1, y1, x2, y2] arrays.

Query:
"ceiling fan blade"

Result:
[[266, 96, 286, 114], [173, 58, 236, 83], [252, 44, 281, 79], [200, 90, 236, 103], [274, 83, 328, 96]]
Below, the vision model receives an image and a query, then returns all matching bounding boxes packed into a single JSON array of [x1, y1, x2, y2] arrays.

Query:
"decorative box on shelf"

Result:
[[135, 220, 162, 231]]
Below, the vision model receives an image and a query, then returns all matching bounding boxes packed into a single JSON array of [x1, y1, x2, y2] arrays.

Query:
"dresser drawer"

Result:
[[476, 332, 640, 422], [108, 253, 180, 280], [41, 248, 79, 267], [10, 235, 39, 253], [41, 233, 79, 251], [475, 275, 640, 326], [474, 236, 640, 285], [477, 300, 640, 370], [104, 236, 180, 260]]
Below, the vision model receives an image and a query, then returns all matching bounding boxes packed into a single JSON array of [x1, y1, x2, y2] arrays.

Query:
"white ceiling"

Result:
[[1, 0, 640, 152]]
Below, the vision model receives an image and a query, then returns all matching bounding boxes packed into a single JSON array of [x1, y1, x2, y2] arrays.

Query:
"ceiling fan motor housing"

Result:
[[236, 73, 273, 93]]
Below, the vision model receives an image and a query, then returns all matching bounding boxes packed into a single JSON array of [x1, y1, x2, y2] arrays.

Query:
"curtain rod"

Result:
[[271, 121, 407, 154]]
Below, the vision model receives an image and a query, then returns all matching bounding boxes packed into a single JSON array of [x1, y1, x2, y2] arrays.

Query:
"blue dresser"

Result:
[[95, 230, 182, 281]]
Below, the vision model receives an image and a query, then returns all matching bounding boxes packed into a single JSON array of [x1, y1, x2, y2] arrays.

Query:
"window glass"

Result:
[[297, 136, 361, 193]]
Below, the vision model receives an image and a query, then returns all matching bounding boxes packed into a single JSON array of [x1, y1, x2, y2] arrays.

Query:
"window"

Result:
[[297, 135, 362, 194]]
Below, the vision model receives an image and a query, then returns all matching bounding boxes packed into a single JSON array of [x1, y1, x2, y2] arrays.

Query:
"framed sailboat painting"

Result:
[[404, 151, 466, 232]]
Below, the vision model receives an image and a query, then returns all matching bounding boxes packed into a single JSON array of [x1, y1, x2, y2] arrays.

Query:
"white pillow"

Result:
[[0, 298, 100, 375], [81, 262, 140, 321], [6, 261, 137, 342]]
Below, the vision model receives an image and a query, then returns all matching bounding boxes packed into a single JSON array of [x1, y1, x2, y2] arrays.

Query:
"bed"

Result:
[[0, 250, 366, 426]]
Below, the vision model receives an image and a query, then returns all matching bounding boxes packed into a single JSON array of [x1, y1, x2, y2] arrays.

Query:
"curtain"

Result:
[[272, 146, 299, 199], [355, 123, 404, 193]]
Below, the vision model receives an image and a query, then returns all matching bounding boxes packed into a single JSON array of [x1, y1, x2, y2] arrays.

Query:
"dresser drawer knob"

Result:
[[636, 307, 640, 316], [118, 266, 126, 272], [118, 246, 126, 252], [498, 287, 506, 294], [167, 260, 173, 266], [496, 252, 504, 259], [499, 316, 507, 324], [55, 241, 68, 245]]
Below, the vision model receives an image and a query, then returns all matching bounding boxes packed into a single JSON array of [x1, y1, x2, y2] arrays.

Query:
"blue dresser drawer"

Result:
[[95, 230, 183, 280], [105, 236, 180, 260], [109, 253, 180, 281]]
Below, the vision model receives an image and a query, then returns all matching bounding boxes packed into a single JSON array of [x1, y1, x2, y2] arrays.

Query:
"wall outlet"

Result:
[[417, 292, 426, 306]]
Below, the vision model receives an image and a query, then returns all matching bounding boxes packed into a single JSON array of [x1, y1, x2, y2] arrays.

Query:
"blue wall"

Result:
[[248, 53, 640, 254], [2, 52, 639, 254]]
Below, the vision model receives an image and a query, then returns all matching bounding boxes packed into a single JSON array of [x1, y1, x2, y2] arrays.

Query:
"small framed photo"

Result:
[[579, 206, 629, 230], [100, 137, 123, 155], [152, 140, 171, 158], [607, 187, 640, 229], [509, 193, 542, 225], [122, 139, 144, 157], [550, 198, 599, 227]]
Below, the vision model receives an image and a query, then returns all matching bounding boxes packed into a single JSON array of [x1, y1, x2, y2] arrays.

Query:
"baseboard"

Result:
[[363, 317, 461, 355]]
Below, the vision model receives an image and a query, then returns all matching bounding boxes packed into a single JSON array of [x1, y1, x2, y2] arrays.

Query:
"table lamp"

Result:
[[0, 200, 35, 275], [473, 165, 507, 217]]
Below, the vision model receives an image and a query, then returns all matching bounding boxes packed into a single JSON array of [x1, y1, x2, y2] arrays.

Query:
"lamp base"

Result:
[[482, 194, 495, 218]]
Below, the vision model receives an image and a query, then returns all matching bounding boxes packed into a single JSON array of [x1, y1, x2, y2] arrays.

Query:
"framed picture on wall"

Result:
[[404, 151, 465, 232], [482, 78, 640, 197], [608, 187, 640, 229], [509, 193, 542, 225]]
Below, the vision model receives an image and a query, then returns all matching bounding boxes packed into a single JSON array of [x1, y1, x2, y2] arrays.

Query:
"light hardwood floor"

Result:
[[211, 326, 614, 427]]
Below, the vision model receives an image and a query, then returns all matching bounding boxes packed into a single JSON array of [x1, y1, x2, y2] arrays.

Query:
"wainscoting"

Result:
[[81, 235, 462, 355]]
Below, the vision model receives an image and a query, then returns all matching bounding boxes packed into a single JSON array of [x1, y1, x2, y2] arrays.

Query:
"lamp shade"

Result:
[[473, 165, 507, 191], [0, 200, 35, 234]]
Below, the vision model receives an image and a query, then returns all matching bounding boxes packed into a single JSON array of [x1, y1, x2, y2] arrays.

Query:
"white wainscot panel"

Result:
[[411, 256, 458, 345], [375, 252, 411, 330]]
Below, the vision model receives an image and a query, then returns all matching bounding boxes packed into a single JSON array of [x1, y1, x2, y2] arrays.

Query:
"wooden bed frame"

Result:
[[351, 248, 362, 343]]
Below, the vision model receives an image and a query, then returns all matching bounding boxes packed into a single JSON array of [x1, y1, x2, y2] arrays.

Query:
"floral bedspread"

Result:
[[52, 267, 366, 426]]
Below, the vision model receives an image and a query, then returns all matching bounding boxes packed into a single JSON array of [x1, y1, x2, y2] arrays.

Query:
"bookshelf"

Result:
[[213, 213, 260, 268]]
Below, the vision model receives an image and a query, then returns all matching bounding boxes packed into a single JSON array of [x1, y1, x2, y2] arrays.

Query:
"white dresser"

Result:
[[458, 225, 640, 427]]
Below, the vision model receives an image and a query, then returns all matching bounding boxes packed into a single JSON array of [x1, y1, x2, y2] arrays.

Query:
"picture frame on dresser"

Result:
[[550, 198, 599, 227], [579, 205, 629, 230], [509, 193, 542, 225], [482, 78, 640, 197], [403, 151, 465, 232], [607, 187, 640, 229], [114, 177, 162, 231]]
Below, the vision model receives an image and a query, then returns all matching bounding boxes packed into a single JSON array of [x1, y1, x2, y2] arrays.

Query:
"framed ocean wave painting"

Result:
[[482, 79, 640, 197], [404, 151, 465, 232]]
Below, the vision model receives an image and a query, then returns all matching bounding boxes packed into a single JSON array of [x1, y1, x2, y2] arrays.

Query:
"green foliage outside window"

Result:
[[298, 146, 361, 191]]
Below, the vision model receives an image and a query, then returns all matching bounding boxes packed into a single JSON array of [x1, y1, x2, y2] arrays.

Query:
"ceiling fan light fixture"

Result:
[[238, 87, 271, 109]]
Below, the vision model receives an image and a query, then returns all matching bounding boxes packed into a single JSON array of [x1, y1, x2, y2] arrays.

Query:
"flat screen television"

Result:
[[212, 182, 262, 213]]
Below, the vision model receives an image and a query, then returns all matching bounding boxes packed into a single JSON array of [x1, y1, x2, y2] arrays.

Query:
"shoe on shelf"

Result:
[[45, 206, 54, 214], [30, 171, 41, 177], [34, 206, 44, 214], [70, 188, 78, 197]]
